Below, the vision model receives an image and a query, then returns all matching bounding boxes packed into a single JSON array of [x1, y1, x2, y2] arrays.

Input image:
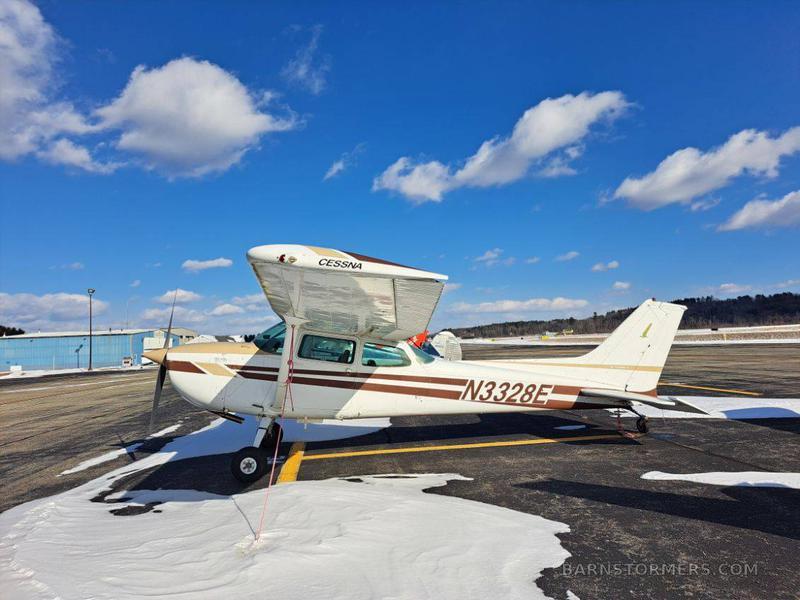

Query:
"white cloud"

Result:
[[449, 297, 588, 315], [775, 279, 800, 289], [524, 257, 541, 264], [156, 288, 202, 304], [36, 138, 118, 173], [323, 143, 365, 180], [130, 279, 141, 288], [591, 260, 619, 272], [140, 305, 204, 324], [689, 198, 720, 212], [0, 292, 108, 330], [0, 0, 96, 162], [95, 57, 297, 177], [282, 24, 330, 95], [716, 283, 752, 295], [231, 293, 264, 305], [718, 190, 800, 231], [473, 248, 514, 267], [373, 91, 629, 203], [181, 257, 234, 272], [52, 261, 84, 270], [207, 303, 244, 316], [612, 281, 631, 290], [615, 128, 800, 210], [0, 2, 297, 177], [555, 251, 579, 262], [443, 283, 462, 294]]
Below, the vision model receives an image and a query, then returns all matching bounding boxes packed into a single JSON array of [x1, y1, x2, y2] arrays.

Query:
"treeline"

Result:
[[0, 325, 25, 336], [449, 293, 800, 339]]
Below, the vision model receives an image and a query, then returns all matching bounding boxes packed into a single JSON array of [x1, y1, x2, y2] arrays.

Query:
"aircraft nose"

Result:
[[143, 348, 168, 365]]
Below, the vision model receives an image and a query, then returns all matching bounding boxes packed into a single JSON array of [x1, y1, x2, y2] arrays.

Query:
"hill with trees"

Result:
[[0, 325, 25, 337], [448, 293, 800, 339]]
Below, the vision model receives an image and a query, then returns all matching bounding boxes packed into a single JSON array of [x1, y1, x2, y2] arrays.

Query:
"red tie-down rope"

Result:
[[255, 323, 296, 542]]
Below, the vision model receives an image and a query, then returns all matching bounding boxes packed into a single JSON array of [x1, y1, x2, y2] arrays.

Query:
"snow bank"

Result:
[[1, 415, 571, 600], [642, 471, 800, 489], [615, 396, 800, 419]]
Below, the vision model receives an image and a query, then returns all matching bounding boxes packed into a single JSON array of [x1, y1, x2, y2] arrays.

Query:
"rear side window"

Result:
[[298, 335, 355, 364], [362, 343, 411, 367]]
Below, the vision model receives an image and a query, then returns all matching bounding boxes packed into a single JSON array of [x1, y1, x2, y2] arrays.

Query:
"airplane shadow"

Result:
[[516, 479, 800, 540], [307, 411, 629, 451]]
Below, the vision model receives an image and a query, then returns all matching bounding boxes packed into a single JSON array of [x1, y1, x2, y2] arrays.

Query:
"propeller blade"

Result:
[[148, 363, 167, 433], [163, 291, 178, 349], [149, 291, 177, 433]]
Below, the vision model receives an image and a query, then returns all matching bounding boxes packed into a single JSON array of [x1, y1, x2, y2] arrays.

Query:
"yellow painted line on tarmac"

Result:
[[277, 442, 305, 483], [302, 433, 629, 461], [659, 382, 762, 396]]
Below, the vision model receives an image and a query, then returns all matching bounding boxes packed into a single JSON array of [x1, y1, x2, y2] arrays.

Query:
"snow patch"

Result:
[[59, 423, 184, 475], [642, 471, 800, 489], [1, 415, 571, 600], [614, 396, 800, 419]]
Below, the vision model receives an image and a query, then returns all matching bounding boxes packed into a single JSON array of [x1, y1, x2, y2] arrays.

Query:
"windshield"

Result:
[[253, 321, 286, 354], [408, 343, 435, 364]]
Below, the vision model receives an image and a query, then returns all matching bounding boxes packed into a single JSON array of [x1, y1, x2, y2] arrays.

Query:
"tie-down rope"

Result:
[[255, 323, 296, 541]]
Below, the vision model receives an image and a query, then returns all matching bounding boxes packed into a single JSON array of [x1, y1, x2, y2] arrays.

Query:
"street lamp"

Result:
[[87, 288, 95, 371]]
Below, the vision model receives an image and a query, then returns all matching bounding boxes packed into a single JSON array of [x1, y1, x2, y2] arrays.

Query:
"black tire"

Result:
[[636, 416, 649, 434], [231, 446, 268, 483], [259, 422, 283, 450]]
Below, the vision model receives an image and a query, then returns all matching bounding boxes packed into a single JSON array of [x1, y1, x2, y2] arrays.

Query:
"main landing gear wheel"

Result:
[[636, 416, 650, 434], [231, 446, 268, 483]]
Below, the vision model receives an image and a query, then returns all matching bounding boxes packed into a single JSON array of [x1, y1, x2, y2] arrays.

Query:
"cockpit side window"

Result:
[[254, 322, 286, 354], [362, 343, 411, 367], [298, 334, 355, 364]]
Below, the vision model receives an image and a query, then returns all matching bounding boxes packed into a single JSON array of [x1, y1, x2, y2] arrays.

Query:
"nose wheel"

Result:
[[230, 421, 283, 483], [635, 415, 649, 434]]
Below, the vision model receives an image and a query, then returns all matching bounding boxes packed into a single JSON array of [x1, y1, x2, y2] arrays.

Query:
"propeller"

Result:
[[147, 292, 177, 434]]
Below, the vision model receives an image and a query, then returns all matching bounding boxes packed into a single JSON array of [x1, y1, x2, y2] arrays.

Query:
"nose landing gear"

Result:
[[635, 415, 649, 434], [230, 419, 283, 483]]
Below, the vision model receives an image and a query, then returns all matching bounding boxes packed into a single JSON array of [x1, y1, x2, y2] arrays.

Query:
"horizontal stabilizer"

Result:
[[580, 388, 709, 415]]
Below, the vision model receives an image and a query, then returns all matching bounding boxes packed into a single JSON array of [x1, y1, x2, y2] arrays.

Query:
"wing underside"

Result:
[[248, 244, 446, 341]]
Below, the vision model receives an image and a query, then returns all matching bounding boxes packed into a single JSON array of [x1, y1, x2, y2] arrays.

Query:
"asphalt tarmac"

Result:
[[2, 343, 799, 599]]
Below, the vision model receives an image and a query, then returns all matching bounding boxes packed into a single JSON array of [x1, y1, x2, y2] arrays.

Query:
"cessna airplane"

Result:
[[144, 244, 704, 483]]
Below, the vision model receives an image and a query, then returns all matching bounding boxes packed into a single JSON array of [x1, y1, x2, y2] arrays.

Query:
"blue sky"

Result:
[[1, 0, 799, 334]]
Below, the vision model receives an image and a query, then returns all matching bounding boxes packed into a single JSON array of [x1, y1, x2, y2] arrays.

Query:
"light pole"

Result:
[[87, 288, 95, 371]]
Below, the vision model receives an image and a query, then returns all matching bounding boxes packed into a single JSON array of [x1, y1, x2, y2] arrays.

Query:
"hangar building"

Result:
[[0, 329, 181, 372]]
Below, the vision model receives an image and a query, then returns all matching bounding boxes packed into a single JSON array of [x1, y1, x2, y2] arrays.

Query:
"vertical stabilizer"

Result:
[[570, 300, 686, 392]]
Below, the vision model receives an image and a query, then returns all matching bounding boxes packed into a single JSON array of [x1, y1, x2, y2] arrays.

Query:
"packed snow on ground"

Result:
[[57, 416, 390, 477], [59, 423, 183, 476], [1, 417, 571, 600], [642, 471, 800, 489], [0, 365, 147, 380], [616, 396, 800, 419]]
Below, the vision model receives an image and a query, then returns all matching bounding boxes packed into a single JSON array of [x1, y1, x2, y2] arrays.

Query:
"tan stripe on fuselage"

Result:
[[195, 362, 235, 377], [169, 342, 266, 356], [498, 361, 663, 373]]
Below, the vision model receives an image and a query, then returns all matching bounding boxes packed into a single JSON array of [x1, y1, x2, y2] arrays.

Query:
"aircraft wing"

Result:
[[247, 244, 447, 341]]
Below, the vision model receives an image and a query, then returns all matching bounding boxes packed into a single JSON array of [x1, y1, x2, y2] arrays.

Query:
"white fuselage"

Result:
[[162, 336, 624, 420]]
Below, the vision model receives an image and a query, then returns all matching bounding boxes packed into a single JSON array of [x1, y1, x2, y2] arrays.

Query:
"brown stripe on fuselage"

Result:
[[292, 368, 467, 386], [164, 360, 204, 374], [227, 364, 280, 373], [291, 376, 463, 400], [237, 371, 279, 382]]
